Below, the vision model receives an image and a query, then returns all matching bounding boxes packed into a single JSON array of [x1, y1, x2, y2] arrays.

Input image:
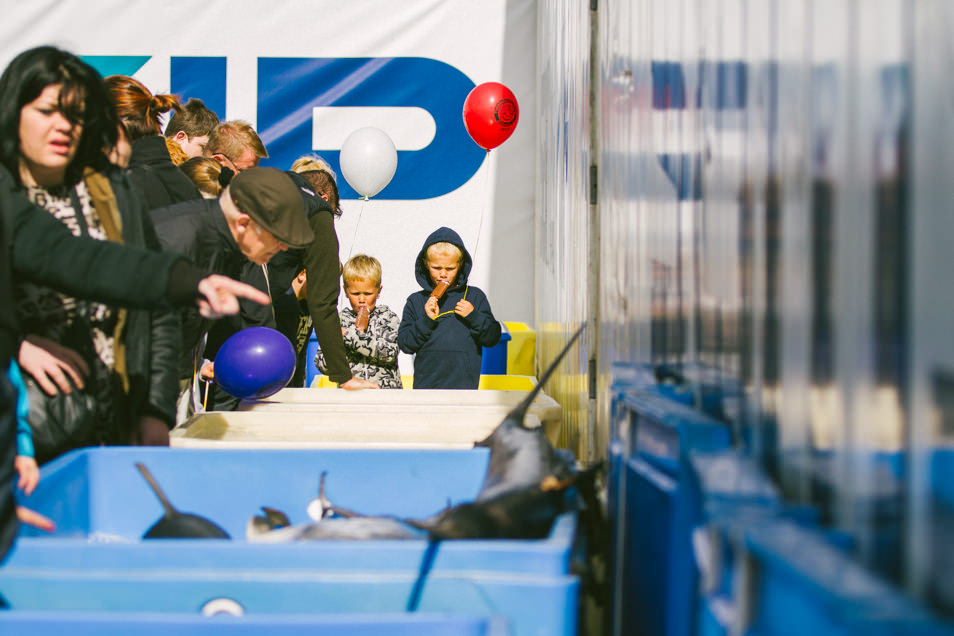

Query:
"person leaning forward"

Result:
[[149, 167, 313, 397], [216, 169, 380, 397]]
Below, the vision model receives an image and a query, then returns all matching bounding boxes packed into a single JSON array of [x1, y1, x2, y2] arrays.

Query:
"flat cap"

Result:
[[229, 167, 314, 248]]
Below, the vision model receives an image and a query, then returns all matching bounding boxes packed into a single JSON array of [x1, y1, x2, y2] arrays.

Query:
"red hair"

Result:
[[104, 75, 181, 142]]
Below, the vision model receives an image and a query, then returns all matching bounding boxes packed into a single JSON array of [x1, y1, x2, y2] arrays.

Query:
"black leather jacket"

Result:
[[13, 167, 181, 431], [149, 197, 247, 380], [104, 168, 181, 427]]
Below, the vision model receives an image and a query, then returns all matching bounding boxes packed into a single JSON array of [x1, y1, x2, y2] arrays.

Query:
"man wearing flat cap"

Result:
[[150, 167, 314, 419]]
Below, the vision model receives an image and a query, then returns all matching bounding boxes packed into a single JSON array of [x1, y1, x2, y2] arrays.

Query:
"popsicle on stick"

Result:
[[355, 305, 370, 332], [430, 280, 450, 299]]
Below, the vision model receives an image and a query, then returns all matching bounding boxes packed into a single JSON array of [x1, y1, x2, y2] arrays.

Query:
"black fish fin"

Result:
[[481, 323, 585, 439], [135, 462, 176, 515], [261, 506, 291, 529]]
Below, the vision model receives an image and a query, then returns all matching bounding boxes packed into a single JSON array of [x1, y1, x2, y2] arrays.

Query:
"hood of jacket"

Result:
[[414, 226, 472, 293], [285, 171, 336, 220]]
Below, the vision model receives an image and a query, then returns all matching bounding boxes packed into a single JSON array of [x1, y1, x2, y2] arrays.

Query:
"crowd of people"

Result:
[[0, 44, 503, 562]]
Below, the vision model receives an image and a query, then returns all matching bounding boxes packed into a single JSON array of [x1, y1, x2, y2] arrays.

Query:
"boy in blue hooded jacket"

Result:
[[398, 227, 501, 389]]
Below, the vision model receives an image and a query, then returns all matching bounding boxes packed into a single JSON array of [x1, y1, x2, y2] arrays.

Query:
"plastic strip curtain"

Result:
[[596, 0, 642, 456], [827, 0, 908, 581], [536, 0, 592, 459], [776, 1, 814, 503], [909, 0, 954, 611], [698, 0, 746, 435], [577, 0, 949, 618]]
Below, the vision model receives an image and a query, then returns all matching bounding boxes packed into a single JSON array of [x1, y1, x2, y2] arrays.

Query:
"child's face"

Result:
[[344, 277, 381, 312], [426, 252, 460, 286]]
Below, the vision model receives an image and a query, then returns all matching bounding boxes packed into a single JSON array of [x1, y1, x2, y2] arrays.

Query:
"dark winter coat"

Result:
[[298, 177, 352, 384], [210, 172, 353, 385], [398, 226, 501, 389], [150, 197, 247, 380], [127, 136, 202, 211]]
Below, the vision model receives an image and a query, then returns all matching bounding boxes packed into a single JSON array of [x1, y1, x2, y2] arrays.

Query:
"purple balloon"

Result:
[[215, 327, 297, 399]]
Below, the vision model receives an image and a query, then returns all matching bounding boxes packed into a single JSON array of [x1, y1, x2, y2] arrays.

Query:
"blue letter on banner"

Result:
[[257, 57, 484, 200]]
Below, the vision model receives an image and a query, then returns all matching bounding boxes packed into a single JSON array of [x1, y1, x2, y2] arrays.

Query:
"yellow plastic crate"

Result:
[[313, 373, 537, 391], [503, 321, 536, 376]]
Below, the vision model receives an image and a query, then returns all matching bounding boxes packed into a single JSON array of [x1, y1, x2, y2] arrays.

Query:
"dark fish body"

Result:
[[425, 485, 568, 540], [424, 463, 602, 541], [476, 425, 576, 501], [475, 326, 585, 501], [404, 461, 601, 612], [136, 463, 230, 540]]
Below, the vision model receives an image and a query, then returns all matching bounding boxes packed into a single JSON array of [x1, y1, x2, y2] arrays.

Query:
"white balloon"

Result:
[[339, 127, 398, 199]]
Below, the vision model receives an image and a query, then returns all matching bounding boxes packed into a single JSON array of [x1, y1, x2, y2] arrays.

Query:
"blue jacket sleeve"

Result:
[[397, 294, 438, 354], [6, 361, 33, 458]]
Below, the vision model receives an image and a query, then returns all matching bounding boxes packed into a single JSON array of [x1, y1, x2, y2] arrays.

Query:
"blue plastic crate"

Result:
[[0, 571, 576, 636], [481, 324, 512, 374], [618, 391, 732, 476], [608, 361, 740, 422], [10, 447, 575, 577], [0, 611, 511, 636], [5, 447, 580, 636], [930, 449, 954, 619], [776, 449, 906, 581], [933, 448, 954, 509], [607, 392, 733, 636], [18, 447, 490, 538], [742, 518, 954, 636], [305, 329, 319, 386]]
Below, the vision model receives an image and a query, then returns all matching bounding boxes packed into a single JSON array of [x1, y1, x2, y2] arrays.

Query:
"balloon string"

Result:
[[472, 150, 490, 262], [341, 198, 367, 312], [347, 198, 366, 262]]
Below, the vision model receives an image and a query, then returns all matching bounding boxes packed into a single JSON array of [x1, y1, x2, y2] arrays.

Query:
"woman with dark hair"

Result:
[[0, 45, 184, 462], [0, 48, 117, 186], [103, 74, 201, 208]]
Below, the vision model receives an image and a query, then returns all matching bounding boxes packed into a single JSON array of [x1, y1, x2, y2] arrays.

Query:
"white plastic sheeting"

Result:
[[910, 0, 954, 609], [539, 0, 952, 612], [536, 0, 593, 458]]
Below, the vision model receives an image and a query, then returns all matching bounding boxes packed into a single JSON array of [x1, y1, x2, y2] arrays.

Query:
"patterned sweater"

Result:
[[315, 304, 403, 389]]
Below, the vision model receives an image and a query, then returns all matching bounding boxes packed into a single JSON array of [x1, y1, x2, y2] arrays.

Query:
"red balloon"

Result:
[[462, 82, 520, 150]]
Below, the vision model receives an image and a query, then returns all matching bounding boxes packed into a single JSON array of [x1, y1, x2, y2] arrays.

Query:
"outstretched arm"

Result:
[[5, 178, 267, 319], [303, 211, 353, 384], [196, 275, 270, 319]]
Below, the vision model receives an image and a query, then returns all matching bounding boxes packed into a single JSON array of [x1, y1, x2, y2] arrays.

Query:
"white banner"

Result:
[[0, 0, 537, 341]]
